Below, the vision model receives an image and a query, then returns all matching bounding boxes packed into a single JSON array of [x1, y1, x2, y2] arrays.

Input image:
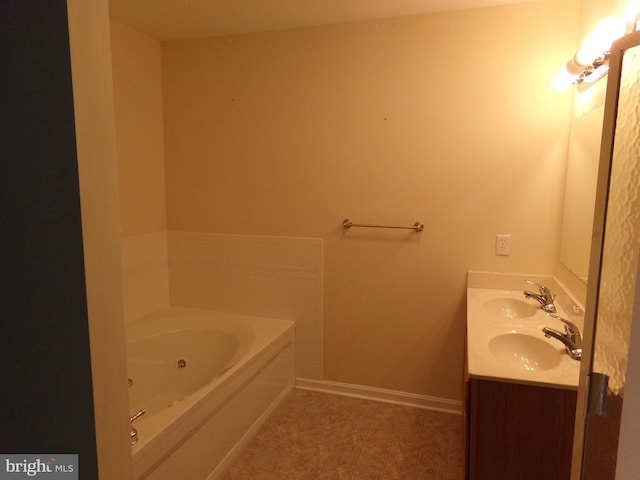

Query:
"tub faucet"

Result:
[[130, 409, 146, 445], [523, 280, 557, 313], [542, 313, 582, 361]]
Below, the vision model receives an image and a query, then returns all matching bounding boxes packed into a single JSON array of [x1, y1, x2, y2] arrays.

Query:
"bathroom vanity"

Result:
[[464, 273, 581, 480], [465, 375, 577, 479]]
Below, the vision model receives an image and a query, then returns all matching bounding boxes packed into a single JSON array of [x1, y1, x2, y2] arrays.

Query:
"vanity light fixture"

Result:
[[553, 17, 629, 92], [553, 51, 611, 92]]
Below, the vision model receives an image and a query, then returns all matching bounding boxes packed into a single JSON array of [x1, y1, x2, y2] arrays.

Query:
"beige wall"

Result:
[[160, 0, 580, 400], [67, 0, 132, 478], [111, 22, 171, 322], [111, 21, 167, 237]]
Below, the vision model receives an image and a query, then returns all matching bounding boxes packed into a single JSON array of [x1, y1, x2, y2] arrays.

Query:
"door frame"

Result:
[[571, 29, 640, 480]]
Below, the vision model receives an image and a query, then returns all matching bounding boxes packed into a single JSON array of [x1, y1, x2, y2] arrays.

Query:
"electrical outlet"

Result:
[[495, 234, 511, 256]]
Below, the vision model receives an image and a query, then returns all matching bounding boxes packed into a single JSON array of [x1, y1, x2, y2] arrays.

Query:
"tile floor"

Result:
[[223, 389, 465, 479]]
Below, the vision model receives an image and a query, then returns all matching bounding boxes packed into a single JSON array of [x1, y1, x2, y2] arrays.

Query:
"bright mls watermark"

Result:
[[0, 455, 77, 479]]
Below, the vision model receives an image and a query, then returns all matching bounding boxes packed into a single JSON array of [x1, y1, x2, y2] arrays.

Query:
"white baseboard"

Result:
[[295, 378, 462, 415]]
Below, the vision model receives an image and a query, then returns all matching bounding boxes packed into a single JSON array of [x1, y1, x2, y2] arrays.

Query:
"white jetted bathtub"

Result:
[[126, 308, 295, 480]]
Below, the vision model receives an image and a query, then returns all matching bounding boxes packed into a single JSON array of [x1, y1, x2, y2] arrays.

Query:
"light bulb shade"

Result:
[[576, 18, 626, 65], [566, 57, 584, 74], [552, 65, 578, 91]]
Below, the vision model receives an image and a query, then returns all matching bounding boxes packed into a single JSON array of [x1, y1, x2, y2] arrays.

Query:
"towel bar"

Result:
[[342, 218, 424, 232]]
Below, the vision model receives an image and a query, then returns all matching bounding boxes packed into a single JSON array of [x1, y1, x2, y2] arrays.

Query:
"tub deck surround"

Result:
[[126, 307, 295, 480], [466, 272, 582, 389]]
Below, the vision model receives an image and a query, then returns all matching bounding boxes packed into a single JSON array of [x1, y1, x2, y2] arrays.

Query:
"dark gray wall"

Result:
[[0, 1, 98, 477]]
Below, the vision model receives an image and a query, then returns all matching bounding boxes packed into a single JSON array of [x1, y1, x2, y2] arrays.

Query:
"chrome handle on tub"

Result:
[[130, 409, 145, 446], [130, 409, 145, 423]]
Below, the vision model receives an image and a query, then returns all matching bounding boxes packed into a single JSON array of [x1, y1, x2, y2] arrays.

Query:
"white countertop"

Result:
[[467, 287, 580, 390]]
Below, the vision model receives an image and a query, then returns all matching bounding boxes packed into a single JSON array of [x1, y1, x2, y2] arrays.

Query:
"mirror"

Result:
[[559, 103, 604, 283]]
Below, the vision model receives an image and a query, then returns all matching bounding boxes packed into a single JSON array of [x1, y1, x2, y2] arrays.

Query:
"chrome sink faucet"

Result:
[[542, 313, 582, 361], [523, 279, 557, 313]]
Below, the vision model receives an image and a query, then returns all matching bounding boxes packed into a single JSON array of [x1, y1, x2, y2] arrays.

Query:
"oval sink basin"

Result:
[[483, 298, 537, 319], [488, 333, 561, 371]]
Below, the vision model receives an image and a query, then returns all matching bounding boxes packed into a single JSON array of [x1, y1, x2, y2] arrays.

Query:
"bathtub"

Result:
[[126, 308, 295, 480]]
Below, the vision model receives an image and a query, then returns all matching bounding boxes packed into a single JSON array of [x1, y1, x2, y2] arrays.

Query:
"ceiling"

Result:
[[108, 0, 537, 40]]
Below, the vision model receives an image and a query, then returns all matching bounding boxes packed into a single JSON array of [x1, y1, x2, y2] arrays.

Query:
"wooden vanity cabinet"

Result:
[[465, 378, 577, 480]]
